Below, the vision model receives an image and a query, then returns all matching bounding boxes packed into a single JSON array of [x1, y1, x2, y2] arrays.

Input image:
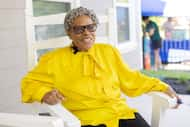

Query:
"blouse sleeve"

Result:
[[111, 46, 168, 97], [21, 52, 55, 103]]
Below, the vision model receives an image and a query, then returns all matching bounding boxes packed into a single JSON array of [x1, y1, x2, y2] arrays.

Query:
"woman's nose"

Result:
[[82, 28, 90, 35]]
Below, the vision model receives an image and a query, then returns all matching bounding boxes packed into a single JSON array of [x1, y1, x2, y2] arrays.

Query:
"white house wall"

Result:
[[0, 0, 34, 113]]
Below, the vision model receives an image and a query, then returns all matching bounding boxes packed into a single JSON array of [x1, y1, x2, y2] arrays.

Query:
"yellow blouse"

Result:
[[21, 43, 168, 127]]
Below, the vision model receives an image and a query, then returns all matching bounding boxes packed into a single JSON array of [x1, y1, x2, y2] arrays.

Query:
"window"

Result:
[[114, 0, 138, 53], [33, 0, 71, 17], [26, 0, 80, 69], [117, 0, 128, 2], [35, 24, 66, 41], [116, 7, 130, 42]]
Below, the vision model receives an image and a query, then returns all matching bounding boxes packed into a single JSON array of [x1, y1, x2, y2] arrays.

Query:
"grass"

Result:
[[141, 70, 190, 80], [141, 70, 190, 94]]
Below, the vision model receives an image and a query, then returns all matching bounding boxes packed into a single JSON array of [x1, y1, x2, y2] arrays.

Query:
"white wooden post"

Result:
[[150, 92, 170, 127], [108, 8, 117, 46]]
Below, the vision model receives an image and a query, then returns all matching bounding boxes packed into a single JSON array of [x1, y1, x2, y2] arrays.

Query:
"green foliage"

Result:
[[141, 70, 190, 94], [186, 85, 190, 94], [141, 70, 190, 80]]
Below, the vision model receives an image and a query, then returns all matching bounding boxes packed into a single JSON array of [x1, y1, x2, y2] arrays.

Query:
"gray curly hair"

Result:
[[64, 6, 99, 32]]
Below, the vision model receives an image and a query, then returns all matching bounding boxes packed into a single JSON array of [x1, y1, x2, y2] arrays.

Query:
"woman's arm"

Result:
[[21, 52, 55, 103], [164, 85, 182, 108]]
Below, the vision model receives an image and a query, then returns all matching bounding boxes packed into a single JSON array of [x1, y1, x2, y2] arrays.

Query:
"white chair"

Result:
[[31, 92, 172, 127], [0, 93, 173, 127], [149, 92, 171, 127]]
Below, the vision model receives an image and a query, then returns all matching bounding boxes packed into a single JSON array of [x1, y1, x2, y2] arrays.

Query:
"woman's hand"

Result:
[[164, 85, 182, 108], [42, 89, 65, 105]]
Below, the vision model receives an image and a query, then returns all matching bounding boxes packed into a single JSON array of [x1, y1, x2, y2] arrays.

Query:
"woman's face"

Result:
[[68, 15, 96, 51]]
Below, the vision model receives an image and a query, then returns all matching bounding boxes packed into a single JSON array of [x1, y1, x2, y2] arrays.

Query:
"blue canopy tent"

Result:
[[141, 0, 166, 16]]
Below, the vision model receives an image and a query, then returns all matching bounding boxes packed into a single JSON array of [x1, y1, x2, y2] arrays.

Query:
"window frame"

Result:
[[25, 0, 80, 69], [113, 0, 137, 53]]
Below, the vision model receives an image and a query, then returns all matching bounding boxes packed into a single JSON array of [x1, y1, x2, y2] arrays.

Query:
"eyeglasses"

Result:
[[71, 24, 97, 34]]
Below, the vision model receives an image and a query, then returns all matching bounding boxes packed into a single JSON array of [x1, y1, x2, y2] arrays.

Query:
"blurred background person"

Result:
[[162, 17, 176, 40], [142, 16, 162, 71], [142, 24, 151, 70]]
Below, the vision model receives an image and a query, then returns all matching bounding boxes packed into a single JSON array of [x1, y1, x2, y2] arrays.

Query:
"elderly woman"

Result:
[[21, 7, 180, 127]]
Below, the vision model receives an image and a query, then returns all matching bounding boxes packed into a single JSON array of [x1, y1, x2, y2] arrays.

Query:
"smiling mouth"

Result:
[[82, 37, 92, 42]]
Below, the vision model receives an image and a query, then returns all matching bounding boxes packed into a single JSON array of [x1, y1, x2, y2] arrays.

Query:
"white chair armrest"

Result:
[[0, 112, 63, 127], [148, 92, 170, 127], [47, 104, 81, 127], [32, 103, 81, 127]]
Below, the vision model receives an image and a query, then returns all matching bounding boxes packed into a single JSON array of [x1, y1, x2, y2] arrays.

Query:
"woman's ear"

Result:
[[66, 31, 72, 39]]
